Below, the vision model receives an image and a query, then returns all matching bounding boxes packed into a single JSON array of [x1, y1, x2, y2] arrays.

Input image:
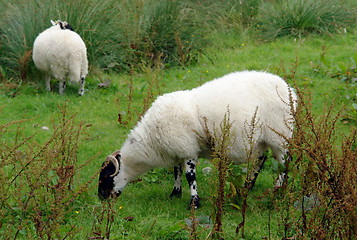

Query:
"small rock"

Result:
[[293, 193, 320, 211], [202, 167, 212, 175], [98, 79, 111, 88], [124, 216, 134, 221], [184, 215, 212, 229]]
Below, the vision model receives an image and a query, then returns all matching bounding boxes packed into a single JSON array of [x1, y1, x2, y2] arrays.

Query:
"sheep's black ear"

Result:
[[65, 24, 74, 31]]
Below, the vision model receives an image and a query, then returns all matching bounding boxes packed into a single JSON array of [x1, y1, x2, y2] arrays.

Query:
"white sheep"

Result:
[[98, 71, 297, 208], [32, 20, 88, 95]]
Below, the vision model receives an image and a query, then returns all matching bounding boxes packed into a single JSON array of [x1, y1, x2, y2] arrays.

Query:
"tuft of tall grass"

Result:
[[219, 0, 262, 30], [257, 0, 356, 40], [136, 0, 208, 68]]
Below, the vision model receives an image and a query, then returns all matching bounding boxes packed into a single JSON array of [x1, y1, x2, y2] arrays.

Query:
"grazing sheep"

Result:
[[32, 20, 88, 95], [98, 71, 297, 208]]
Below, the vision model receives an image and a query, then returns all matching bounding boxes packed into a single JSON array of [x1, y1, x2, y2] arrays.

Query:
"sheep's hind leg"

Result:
[[45, 75, 51, 91], [78, 76, 85, 96], [170, 164, 183, 198], [185, 159, 200, 209], [274, 152, 292, 188], [245, 154, 267, 190], [59, 79, 66, 95]]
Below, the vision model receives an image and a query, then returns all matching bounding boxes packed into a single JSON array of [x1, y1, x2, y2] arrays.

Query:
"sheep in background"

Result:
[[98, 71, 297, 208], [32, 20, 88, 95]]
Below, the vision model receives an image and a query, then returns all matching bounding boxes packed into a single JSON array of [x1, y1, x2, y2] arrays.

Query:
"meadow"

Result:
[[0, 0, 356, 239]]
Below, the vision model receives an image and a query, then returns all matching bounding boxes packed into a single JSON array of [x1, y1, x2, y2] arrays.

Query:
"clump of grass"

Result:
[[137, 0, 208, 68], [219, 0, 262, 30], [257, 0, 356, 40]]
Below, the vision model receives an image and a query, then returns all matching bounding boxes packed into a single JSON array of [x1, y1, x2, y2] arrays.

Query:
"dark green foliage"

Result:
[[257, 0, 356, 40], [2, 0, 356, 81]]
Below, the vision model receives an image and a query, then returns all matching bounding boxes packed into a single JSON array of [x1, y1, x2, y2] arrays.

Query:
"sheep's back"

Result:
[[125, 71, 297, 166], [191, 71, 297, 161], [33, 29, 88, 80]]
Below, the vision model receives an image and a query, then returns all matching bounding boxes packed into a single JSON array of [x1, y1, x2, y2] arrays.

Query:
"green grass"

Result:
[[257, 0, 356, 40], [1, 30, 356, 239]]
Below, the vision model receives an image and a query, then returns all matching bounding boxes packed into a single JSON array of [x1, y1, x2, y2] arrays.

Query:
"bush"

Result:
[[270, 81, 357, 239], [257, 0, 356, 40]]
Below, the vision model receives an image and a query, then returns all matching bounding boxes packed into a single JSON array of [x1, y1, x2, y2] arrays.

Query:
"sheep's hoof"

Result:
[[170, 187, 182, 198], [188, 195, 200, 210]]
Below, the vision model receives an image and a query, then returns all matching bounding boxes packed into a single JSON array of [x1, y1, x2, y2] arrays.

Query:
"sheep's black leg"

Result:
[[170, 164, 183, 198], [185, 159, 200, 209], [245, 154, 267, 190], [45, 75, 51, 91], [59, 80, 66, 95], [78, 77, 85, 96]]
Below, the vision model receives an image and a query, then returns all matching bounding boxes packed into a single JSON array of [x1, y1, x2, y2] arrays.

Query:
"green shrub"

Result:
[[257, 0, 356, 40], [277, 86, 357, 239], [221, 0, 262, 29]]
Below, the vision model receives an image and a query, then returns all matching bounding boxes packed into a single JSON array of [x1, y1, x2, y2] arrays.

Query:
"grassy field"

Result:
[[1, 0, 356, 239], [1, 31, 356, 239]]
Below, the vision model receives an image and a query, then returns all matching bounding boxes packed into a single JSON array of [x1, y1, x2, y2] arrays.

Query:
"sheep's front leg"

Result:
[[78, 76, 85, 96], [45, 75, 51, 91], [59, 79, 66, 95], [170, 164, 183, 198], [245, 154, 267, 190], [185, 159, 200, 209]]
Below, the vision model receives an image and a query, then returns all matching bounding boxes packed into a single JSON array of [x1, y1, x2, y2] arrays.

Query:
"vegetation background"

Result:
[[0, 0, 356, 239]]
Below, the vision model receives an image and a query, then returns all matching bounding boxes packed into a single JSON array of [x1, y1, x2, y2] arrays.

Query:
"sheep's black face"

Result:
[[64, 24, 74, 31], [98, 153, 120, 200], [98, 162, 115, 199]]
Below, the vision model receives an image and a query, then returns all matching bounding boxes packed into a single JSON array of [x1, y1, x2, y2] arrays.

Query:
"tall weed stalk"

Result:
[[284, 86, 356, 239], [200, 109, 235, 239], [269, 72, 357, 239], [0, 103, 98, 239]]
